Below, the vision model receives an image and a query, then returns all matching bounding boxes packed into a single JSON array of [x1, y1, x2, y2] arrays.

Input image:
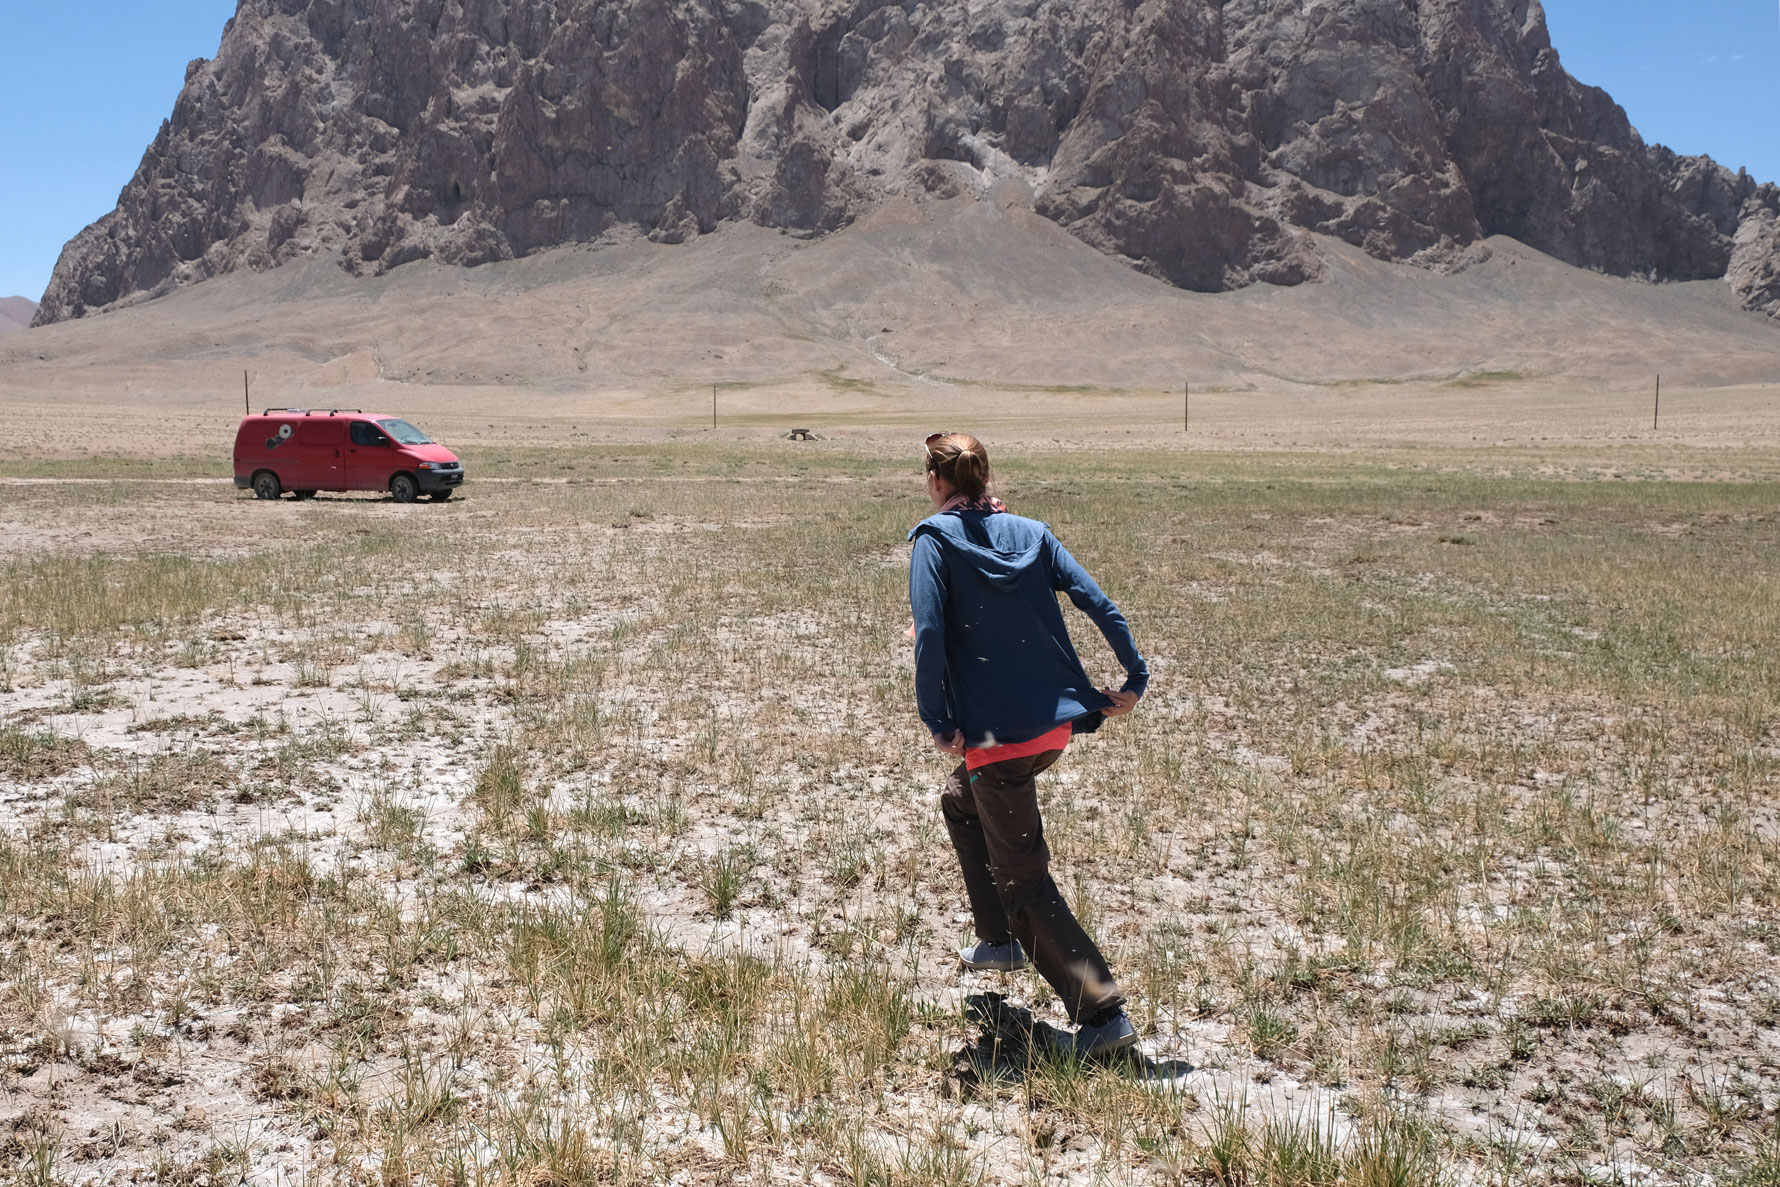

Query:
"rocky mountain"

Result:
[[35, 0, 1780, 327], [0, 296, 39, 335]]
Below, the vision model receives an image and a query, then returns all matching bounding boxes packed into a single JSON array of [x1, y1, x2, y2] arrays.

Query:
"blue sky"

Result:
[[1542, 0, 1779, 183], [1, 0, 1777, 301]]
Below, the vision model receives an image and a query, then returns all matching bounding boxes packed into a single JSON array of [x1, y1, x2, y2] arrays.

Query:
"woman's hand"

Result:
[[1100, 689, 1140, 718], [932, 730, 966, 756]]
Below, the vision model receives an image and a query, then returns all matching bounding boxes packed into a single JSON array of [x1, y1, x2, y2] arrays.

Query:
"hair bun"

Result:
[[928, 433, 990, 501]]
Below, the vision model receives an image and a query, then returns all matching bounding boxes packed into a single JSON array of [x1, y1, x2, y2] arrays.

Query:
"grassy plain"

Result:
[[1, 441, 1777, 1186]]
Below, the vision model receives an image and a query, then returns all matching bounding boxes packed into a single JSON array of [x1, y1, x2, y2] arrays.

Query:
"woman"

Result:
[[909, 433, 1148, 1054]]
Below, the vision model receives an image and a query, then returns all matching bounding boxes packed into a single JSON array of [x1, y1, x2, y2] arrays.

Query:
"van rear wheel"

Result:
[[252, 471, 282, 500], [427, 490, 452, 502], [390, 474, 419, 503], [292, 490, 317, 501]]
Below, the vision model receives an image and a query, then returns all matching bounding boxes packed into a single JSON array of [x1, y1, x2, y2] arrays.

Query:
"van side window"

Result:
[[350, 422, 389, 447]]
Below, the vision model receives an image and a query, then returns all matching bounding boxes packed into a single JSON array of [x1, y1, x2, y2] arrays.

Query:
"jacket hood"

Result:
[[910, 512, 1046, 590]]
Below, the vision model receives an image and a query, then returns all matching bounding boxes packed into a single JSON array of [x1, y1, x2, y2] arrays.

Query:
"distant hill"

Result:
[[0, 297, 38, 335], [5, 199, 1778, 402]]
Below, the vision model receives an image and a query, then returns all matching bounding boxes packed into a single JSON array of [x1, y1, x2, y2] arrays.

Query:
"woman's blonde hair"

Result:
[[925, 433, 990, 501]]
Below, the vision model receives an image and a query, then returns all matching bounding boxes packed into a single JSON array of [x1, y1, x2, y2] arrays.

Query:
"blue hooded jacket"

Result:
[[909, 509, 1149, 746]]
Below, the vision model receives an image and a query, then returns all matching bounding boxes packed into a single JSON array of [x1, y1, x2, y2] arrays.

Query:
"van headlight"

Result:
[[416, 462, 435, 470]]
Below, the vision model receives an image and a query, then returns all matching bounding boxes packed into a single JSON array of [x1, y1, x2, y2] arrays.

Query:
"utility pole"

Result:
[[1184, 381, 1190, 433], [712, 383, 717, 430], [244, 370, 251, 416], [1653, 374, 1661, 431]]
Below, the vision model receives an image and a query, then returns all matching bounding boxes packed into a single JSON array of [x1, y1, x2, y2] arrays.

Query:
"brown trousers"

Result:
[[940, 750, 1124, 1024]]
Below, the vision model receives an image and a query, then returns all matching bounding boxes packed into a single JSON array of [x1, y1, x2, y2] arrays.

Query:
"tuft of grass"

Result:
[[1259, 1110, 1343, 1187], [1247, 1004, 1299, 1061], [74, 747, 234, 814], [698, 847, 752, 917], [1733, 1120, 1780, 1187], [471, 743, 532, 835], [0, 723, 89, 780], [1346, 1112, 1446, 1187]]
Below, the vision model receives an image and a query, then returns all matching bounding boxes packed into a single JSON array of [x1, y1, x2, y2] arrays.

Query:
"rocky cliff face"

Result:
[[36, 0, 1780, 325]]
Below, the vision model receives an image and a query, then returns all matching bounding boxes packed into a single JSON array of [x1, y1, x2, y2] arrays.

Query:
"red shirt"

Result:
[[964, 722, 1073, 771]]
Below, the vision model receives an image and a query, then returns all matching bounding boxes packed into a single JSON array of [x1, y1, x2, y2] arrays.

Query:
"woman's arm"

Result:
[[909, 533, 959, 736], [1046, 534, 1150, 697]]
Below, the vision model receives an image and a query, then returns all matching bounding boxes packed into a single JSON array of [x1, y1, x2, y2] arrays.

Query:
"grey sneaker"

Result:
[[959, 939, 1031, 972], [1069, 1009, 1139, 1056]]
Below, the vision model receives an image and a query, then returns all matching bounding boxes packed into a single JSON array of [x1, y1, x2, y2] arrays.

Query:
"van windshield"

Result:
[[377, 419, 434, 445]]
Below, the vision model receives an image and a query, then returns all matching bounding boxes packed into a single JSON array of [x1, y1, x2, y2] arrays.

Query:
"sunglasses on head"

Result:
[[924, 432, 951, 452]]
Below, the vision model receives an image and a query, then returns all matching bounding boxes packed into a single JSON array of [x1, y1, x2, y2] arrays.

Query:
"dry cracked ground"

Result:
[[1, 441, 1777, 1186]]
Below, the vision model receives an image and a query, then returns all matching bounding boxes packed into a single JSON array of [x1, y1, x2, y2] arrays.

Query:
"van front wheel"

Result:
[[390, 474, 419, 503], [252, 471, 282, 500]]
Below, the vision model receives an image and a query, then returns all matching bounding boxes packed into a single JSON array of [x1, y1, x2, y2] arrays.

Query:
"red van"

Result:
[[233, 409, 464, 502]]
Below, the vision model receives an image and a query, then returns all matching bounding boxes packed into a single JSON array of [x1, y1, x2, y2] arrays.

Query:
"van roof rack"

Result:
[[257, 407, 365, 416], [261, 407, 308, 415]]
